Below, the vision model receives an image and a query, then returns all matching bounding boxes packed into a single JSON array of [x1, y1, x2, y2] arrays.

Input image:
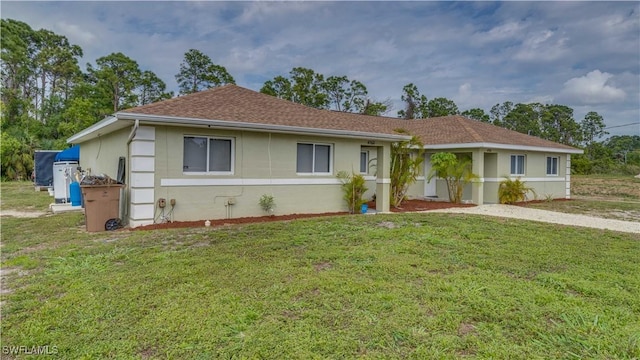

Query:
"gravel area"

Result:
[[429, 204, 640, 234]]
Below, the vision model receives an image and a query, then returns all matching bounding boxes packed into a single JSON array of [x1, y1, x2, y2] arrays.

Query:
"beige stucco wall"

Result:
[[152, 126, 390, 221], [486, 150, 567, 203], [409, 149, 570, 204], [78, 128, 130, 178], [78, 127, 132, 222]]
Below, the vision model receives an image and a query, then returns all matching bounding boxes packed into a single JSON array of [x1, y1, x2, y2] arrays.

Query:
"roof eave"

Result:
[[116, 112, 411, 142], [67, 115, 132, 144], [423, 142, 584, 154]]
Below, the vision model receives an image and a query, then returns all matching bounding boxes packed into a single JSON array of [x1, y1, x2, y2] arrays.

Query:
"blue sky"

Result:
[[3, 1, 639, 137]]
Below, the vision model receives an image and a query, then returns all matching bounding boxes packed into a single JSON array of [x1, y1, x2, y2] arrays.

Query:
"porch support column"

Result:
[[565, 155, 571, 199], [471, 149, 484, 205], [376, 144, 391, 213]]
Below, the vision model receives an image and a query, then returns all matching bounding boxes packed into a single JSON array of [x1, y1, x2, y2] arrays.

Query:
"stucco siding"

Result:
[[409, 148, 571, 204], [151, 126, 389, 221], [79, 127, 129, 177], [486, 150, 568, 201]]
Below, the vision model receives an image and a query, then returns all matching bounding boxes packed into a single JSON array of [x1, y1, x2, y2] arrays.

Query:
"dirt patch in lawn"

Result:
[[0, 209, 47, 218], [133, 200, 474, 231], [572, 176, 640, 200]]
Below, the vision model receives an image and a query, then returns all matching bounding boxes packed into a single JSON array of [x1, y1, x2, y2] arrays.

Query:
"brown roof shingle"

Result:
[[120, 84, 401, 137], [120, 84, 579, 151], [400, 116, 579, 151]]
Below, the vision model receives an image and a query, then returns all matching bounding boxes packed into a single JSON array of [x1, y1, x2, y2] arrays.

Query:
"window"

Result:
[[510, 155, 525, 175], [297, 143, 332, 174], [183, 136, 234, 173], [360, 151, 369, 173], [546, 156, 559, 176]]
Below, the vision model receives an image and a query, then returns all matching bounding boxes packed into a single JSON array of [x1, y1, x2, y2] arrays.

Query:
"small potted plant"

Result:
[[259, 194, 276, 215]]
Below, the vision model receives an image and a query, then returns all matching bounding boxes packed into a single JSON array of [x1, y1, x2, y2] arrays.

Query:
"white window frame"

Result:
[[183, 135, 235, 175], [360, 151, 369, 174], [296, 142, 333, 175], [510, 154, 525, 176], [546, 156, 559, 176]]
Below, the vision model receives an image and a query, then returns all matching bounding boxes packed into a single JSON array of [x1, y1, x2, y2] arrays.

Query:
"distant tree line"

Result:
[[1, 18, 637, 180]]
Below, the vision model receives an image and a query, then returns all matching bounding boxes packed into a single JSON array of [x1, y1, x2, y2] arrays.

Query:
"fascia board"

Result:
[[117, 112, 411, 142], [67, 116, 121, 144], [424, 142, 584, 154]]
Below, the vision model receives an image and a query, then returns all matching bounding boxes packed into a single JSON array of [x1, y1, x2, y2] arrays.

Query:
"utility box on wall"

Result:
[[81, 185, 124, 232]]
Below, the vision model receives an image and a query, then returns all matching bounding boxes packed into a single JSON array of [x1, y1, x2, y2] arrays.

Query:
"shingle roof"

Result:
[[120, 84, 400, 137], [120, 84, 579, 151], [400, 116, 579, 151]]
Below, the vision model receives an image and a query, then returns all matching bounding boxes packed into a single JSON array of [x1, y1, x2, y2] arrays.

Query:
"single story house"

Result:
[[400, 116, 584, 204], [68, 85, 582, 227]]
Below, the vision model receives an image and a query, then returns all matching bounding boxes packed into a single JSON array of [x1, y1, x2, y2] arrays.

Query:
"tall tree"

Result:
[[500, 103, 540, 136], [261, 67, 327, 108], [540, 104, 580, 145], [87, 52, 142, 114], [1, 19, 38, 126], [361, 98, 391, 116], [323, 75, 370, 112], [138, 70, 172, 105], [427, 97, 459, 117], [260, 75, 293, 100], [397, 83, 428, 119], [490, 101, 513, 126], [461, 108, 490, 122], [605, 135, 640, 165], [580, 111, 608, 146], [288, 67, 328, 108], [32, 29, 83, 121], [175, 49, 234, 95]]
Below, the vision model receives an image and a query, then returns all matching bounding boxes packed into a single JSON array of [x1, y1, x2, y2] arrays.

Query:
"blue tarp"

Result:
[[54, 145, 80, 161]]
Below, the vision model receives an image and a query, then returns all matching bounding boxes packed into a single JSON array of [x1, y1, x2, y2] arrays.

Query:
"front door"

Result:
[[424, 153, 436, 197]]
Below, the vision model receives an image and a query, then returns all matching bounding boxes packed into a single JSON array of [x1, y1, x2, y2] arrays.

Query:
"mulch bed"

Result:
[[132, 199, 475, 231], [368, 199, 476, 213]]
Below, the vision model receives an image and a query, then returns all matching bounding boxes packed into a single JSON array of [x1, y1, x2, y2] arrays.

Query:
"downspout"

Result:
[[124, 119, 140, 224], [127, 119, 140, 145]]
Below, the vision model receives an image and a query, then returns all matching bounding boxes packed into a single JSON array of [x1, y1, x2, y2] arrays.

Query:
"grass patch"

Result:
[[2, 213, 639, 358], [1, 181, 52, 211], [1, 181, 639, 358]]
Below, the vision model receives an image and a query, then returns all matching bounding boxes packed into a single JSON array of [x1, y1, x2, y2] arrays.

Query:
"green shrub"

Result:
[[499, 177, 537, 204], [258, 194, 276, 214], [337, 171, 368, 213], [1, 132, 34, 180]]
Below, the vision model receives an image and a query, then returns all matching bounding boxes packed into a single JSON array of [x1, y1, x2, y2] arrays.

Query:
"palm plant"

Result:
[[427, 152, 478, 204], [337, 171, 368, 213], [498, 177, 537, 204], [390, 134, 424, 207]]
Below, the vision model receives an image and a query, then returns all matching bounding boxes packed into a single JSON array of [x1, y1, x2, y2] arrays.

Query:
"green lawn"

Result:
[[526, 175, 640, 221], [1, 182, 639, 359]]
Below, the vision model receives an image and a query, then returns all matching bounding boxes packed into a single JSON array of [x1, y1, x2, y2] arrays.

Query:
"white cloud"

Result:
[[54, 22, 96, 45], [1, 1, 638, 136], [560, 70, 627, 104], [473, 21, 526, 44], [527, 95, 554, 104], [514, 30, 568, 62], [458, 83, 472, 98]]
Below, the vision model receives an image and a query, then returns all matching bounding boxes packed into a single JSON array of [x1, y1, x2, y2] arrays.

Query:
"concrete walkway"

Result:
[[428, 204, 640, 234]]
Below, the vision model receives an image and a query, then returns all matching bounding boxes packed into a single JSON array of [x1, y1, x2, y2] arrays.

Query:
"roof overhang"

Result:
[[108, 112, 411, 142], [423, 142, 584, 154], [67, 115, 133, 144]]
